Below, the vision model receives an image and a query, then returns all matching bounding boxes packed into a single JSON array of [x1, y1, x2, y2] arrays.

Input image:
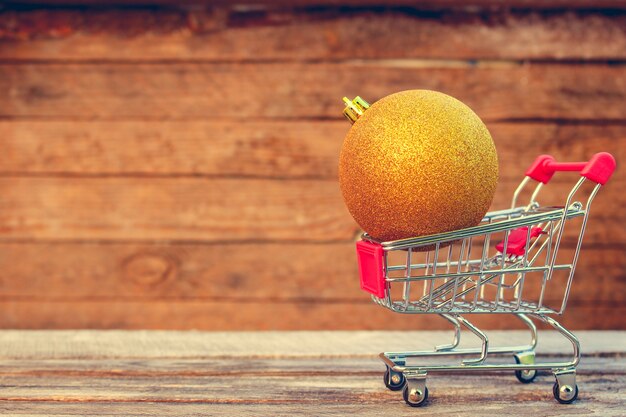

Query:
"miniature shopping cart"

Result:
[[356, 152, 616, 407]]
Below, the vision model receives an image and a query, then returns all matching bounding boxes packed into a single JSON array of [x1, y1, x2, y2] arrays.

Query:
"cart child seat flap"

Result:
[[496, 226, 545, 256]]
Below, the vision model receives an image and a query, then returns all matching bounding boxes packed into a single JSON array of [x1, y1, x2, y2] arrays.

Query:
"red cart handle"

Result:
[[525, 152, 616, 185]]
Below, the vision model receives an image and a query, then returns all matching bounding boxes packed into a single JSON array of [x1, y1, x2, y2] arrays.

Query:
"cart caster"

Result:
[[403, 376, 428, 407], [553, 369, 578, 404], [514, 352, 537, 384], [383, 368, 406, 391], [515, 368, 537, 384], [553, 382, 578, 404], [403, 384, 428, 407]]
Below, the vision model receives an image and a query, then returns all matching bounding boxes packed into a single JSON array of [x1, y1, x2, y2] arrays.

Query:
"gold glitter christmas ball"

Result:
[[339, 90, 498, 242]]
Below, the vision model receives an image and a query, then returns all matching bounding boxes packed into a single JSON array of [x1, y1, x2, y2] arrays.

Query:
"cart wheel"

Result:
[[515, 368, 537, 383], [514, 355, 537, 384], [383, 368, 405, 391], [553, 382, 579, 404], [403, 384, 428, 407]]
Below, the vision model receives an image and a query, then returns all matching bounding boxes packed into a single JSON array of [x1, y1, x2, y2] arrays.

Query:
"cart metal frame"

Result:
[[356, 153, 616, 406]]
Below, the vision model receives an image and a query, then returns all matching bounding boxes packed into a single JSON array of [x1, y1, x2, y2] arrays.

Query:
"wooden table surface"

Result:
[[0, 330, 624, 416]]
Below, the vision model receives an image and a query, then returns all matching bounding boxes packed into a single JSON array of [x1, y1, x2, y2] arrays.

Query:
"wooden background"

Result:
[[0, 0, 624, 330]]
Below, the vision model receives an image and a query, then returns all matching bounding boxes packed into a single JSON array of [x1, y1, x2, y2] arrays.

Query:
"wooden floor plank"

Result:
[[0, 372, 622, 403], [1, 63, 625, 121], [0, 331, 622, 415], [0, 359, 623, 415], [1, 400, 625, 417], [1, 330, 623, 358], [2, 356, 626, 377]]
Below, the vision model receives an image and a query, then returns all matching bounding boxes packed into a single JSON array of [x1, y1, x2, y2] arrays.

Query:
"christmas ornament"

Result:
[[339, 90, 498, 242]]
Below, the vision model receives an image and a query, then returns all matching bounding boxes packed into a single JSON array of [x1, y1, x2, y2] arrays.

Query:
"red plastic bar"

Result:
[[525, 152, 616, 185], [355, 240, 386, 298]]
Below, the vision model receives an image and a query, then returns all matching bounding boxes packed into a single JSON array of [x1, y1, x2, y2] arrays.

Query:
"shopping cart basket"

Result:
[[356, 152, 616, 406]]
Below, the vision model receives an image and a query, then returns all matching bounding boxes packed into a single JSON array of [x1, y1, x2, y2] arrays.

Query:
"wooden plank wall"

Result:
[[0, 2, 624, 330]]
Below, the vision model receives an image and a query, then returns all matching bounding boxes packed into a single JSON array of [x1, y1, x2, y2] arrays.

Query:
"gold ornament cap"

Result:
[[342, 96, 370, 124]]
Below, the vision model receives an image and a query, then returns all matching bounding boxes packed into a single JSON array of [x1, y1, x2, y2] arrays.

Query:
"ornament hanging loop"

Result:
[[343, 96, 370, 124]]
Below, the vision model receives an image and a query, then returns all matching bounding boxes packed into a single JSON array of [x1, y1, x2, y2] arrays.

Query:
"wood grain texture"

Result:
[[0, 243, 623, 303], [3, 355, 626, 375], [0, 330, 624, 357], [0, 176, 621, 242], [1, 372, 623, 404], [0, 121, 624, 179], [4, 0, 626, 9], [1, 299, 624, 329], [0, 3, 624, 332], [0, 120, 344, 179], [1, 9, 625, 61], [0, 330, 623, 416], [0, 177, 357, 241], [2, 400, 625, 417], [2, 399, 625, 417], [1, 63, 625, 121]]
